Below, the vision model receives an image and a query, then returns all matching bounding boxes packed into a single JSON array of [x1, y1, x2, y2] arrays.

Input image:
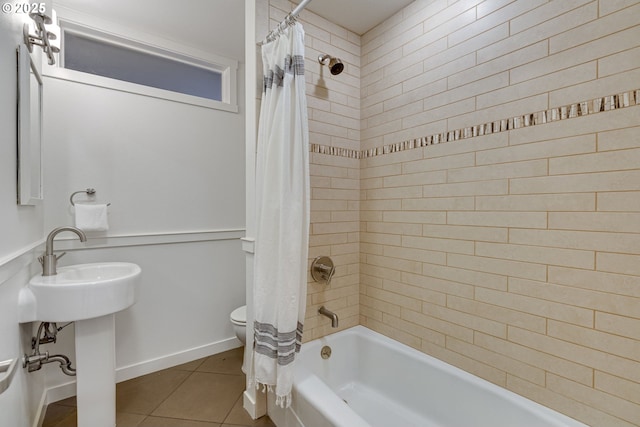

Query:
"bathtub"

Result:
[[268, 326, 588, 427]]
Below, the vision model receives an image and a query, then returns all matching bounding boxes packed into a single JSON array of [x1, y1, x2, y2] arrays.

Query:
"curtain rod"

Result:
[[259, 0, 313, 45]]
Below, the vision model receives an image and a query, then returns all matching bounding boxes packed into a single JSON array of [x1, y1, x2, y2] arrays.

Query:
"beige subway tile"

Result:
[[360, 199, 402, 211], [448, 211, 547, 228], [331, 210, 359, 222], [478, 61, 597, 110], [597, 252, 640, 276], [383, 312, 446, 347], [384, 79, 447, 112], [360, 163, 402, 179], [549, 266, 640, 298], [383, 211, 447, 224], [596, 312, 640, 341], [330, 242, 359, 256], [477, 242, 594, 269], [477, 287, 593, 327], [476, 332, 594, 386], [508, 326, 640, 383], [365, 23, 423, 65], [367, 101, 423, 129], [367, 253, 422, 274], [312, 109, 359, 130], [427, 71, 511, 112], [511, 277, 640, 320], [600, 0, 640, 15], [311, 284, 359, 305], [402, 307, 474, 343], [361, 294, 400, 318], [476, 0, 513, 18], [382, 278, 447, 306], [510, 228, 640, 255], [447, 295, 546, 333], [382, 120, 448, 147], [423, 262, 508, 291], [547, 373, 640, 425], [512, 0, 594, 34], [311, 176, 331, 188], [311, 211, 331, 223], [423, 223, 508, 242], [550, 68, 640, 108], [360, 232, 401, 247], [447, 254, 547, 281], [311, 199, 348, 212], [550, 148, 640, 175], [512, 15, 637, 84], [449, 41, 547, 89], [360, 242, 383, 256], [361, 177, 383, 190], [383, 170, 447, 188], [367, 186, 423, 200], [477, 135, 596, 165], [313, 221, 359, 235], [511, 170, 640, 195], [507, 375, 635, 427], [405, 98, 477, 130], [404, 8, 476, 56], [330, 177, 359, 190], [361, 82, 402, 109], [477, 194, 595, 212], [404, 152, 475, 173], [367, 221, 422, 236], [366, 318, 422, 350], [424, 339, 507, 387], [367, 286, 423, 312], [549, 212, 640, 233], [447, 337, 544, 385], [402, 271, 474, 299], [448, 160, 547, 183], [311, 152, 359, 168], [310, 233, 348, 248], [548, 320, 640, 363], [477, 4, 594, 64], [403, 197, 475, 211], [599, 45, 640, 78], [361, 119, 402, 141], [360, 304, 383, 322], [551, 2, 640, 53], [403, 54, 475, 94], [424, 180, 509, 197], [595, 371, 640, 406], [424, 301, 507, 339], [310, 163, 349, 178], [362, 210, 384, 224], [598, 126, 640, 152], [403, 235, 474, 255], [313, 188, 360, 201]]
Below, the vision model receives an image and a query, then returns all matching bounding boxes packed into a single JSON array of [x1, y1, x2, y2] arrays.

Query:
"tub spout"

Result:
[[319, 306, 339, 328]]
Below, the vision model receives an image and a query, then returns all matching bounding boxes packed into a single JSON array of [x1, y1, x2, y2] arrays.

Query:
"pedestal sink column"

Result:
[[75, 314, 117, 427]]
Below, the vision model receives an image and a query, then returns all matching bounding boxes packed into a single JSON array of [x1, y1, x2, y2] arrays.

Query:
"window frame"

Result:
[[46, 19, 238, 113]]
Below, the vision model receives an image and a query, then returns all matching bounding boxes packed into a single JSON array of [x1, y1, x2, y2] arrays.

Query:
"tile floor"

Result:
[[42, 347, 275, 427]]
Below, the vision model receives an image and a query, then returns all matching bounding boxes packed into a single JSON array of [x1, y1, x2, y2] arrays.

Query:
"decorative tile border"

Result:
[[309, 89, 640, 160]]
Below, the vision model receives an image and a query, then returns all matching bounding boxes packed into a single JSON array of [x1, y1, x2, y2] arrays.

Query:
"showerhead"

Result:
[[318, 54, 344, 75]]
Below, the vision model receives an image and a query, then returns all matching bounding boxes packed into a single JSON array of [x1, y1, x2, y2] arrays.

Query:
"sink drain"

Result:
[[321, 345, 332, 359]]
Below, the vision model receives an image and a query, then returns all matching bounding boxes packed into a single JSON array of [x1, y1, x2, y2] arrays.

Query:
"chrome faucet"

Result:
[[40, 227, 87, 276], [319, 306, 339, 328]]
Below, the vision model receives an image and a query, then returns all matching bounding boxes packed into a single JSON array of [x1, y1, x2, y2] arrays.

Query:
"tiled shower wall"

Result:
[[265, 0, 362, 340], [359, 1, 640, 426]]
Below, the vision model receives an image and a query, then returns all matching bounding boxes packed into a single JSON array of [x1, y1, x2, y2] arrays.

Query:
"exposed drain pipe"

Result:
[[23, 322, 76, 376]]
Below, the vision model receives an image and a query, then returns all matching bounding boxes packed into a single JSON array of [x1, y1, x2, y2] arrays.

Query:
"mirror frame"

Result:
[[17, 43, 44, 206]]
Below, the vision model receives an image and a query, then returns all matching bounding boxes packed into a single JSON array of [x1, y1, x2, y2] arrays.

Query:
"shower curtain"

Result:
[[251, 22, 309, 408]]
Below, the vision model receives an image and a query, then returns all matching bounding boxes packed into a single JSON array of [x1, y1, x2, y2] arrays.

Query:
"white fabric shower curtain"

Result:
[[251, 22, 309, 408]]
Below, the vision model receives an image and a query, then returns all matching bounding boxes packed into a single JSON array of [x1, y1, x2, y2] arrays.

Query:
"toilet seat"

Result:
[[230, 305, 246, 326]]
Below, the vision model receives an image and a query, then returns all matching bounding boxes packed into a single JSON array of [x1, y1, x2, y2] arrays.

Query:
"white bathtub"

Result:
[[268, 326, 588, 427]]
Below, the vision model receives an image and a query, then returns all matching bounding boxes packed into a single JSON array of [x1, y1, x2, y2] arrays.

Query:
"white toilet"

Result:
[[230, 305, 246, 345]]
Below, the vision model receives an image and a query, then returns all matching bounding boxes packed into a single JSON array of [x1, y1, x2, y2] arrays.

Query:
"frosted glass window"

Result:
[[63, 32, 222, 102]]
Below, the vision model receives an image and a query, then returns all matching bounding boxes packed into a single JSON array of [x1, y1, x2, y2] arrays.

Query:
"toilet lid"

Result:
[[230, 305, 246, 324]]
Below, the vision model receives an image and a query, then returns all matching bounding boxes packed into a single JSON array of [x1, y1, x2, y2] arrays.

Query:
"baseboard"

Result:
[[45, 337, 242, 405], [32, 388, 48, 427], [244, 388, 267, 420], [116, 337, 242, 382]]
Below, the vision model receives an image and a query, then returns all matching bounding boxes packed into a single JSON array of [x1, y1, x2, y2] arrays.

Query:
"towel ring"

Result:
[[70, 188, 111, 206]]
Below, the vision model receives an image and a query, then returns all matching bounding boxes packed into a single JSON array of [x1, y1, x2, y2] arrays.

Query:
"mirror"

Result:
[[17, 43, 43, 205]]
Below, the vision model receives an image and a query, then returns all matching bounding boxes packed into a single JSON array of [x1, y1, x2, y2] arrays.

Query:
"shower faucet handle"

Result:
[[311, 256, 335, 285]]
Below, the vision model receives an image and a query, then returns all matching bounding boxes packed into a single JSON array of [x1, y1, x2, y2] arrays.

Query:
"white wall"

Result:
[[0, 10, 47, 427], [39, 5, 247, 400]]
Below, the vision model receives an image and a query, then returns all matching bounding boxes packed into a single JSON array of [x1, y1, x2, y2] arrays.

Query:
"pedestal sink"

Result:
[[19, 262, 141, 427]]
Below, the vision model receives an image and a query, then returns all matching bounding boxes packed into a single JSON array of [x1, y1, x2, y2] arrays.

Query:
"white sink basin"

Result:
[[19, 262, 141, 323]]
